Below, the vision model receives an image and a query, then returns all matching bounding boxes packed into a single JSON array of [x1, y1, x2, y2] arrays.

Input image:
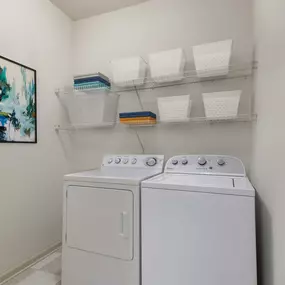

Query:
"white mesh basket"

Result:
[[157, 95, 192, 122], [111, 56, 147, 86], [193, 39, 233, 78], [149, 48, 186, 82], [202, 90, 241, 120]]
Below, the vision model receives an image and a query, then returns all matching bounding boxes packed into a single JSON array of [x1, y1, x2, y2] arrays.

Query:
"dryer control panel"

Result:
[[102, 155, 165, 169], [165, 155, 246, 177]]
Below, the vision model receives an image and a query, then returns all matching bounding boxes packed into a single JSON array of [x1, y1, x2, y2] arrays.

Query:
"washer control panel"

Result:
[[166, 155, 246, 177], [102, 155, 164, 169]]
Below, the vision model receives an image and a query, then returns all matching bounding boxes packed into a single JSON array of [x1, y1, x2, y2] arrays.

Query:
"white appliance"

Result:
[[141, 155, 257, 285], [62, 154, 164, 285]]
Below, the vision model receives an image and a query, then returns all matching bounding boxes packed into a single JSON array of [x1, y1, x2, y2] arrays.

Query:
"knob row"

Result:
[[108, 157, 157, 166], [108, 158, 137, 164], [171, 157, 226, 166]]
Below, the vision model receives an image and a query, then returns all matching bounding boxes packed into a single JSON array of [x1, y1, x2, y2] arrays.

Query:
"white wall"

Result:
[[70, 0, 255, 172], [252, 1, 285, 284], [0, 0, 72, 277]]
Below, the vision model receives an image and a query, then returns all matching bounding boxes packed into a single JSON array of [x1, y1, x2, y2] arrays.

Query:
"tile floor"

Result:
[[2, 249, 62, 285]]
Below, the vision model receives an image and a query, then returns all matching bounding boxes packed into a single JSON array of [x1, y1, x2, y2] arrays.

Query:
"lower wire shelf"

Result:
[[54, 122, 116, 131], [55, 114, 257, 131], [123, 114, 257, 127]]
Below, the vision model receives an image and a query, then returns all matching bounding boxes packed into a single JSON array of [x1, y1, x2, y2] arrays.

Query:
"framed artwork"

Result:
[[0, 55, 37, 143]]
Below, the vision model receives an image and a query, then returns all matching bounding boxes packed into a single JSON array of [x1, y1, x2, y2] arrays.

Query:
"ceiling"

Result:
[[51, 0, 148, 20]]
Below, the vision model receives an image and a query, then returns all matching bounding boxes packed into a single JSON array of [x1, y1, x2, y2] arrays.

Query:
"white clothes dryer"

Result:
[[62, 154, 164, 285]]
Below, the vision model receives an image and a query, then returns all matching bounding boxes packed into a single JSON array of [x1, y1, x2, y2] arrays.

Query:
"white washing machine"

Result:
[[62, 154, 164, 285], [141, 155, 257, 285]]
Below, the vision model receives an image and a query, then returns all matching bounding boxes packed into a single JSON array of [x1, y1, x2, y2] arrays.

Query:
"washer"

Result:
[[62, 154, 164, 285], [141, 155, 257, 285]]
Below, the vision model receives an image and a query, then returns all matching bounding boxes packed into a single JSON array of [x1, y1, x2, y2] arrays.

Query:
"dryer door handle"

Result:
[[119, 211, 129, 239]]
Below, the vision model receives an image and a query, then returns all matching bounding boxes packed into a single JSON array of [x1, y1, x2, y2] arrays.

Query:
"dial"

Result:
[[172, 159, 178, 165], [123, 158, 129, 164], [217, 158, 226, 166], [131, 158, 137, 164], [115, 157, 121, 164], [146, 157, 157, 167], [182, 159, 188, 165], [108, 158, 113, 164], [198, 157, 207, 166]]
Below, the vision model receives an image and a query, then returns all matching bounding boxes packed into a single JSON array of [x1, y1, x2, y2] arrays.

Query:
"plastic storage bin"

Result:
[[193, 39, 233, 78], [111, 56, 147, 86], [149, 48, 186, 82], [202, 90, 241, 120], [157, 95, 192, 122], [67, 90, 118, 127]]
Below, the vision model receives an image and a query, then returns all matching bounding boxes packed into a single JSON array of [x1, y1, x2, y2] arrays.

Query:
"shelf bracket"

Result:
[[134, 86, 144, 111], [134, 129, 145, 154], [55, 88, 60, 97]]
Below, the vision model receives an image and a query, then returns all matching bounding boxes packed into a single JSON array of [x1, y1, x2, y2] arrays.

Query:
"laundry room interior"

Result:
[[0, 0, 283, 285]]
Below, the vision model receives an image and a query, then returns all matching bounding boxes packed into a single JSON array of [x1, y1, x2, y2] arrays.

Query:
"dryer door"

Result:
[[66, 186, 133, 260]]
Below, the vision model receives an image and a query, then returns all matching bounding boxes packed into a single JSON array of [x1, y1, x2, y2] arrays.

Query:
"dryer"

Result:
[[141, 155, 257, 285], [62, 154, 164, 285]]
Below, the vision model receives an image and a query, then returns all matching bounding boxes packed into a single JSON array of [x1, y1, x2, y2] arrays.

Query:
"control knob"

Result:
[[217, 158, 226, 166], [131, 158, 137, 164], [198, 157, 207, 166], [108, 158, 113, 164], [146, 157, 157, 167], [115, 157, 121, 164], [172, 159, 178, 165], [123, 158, 129, 164], [181, 159, 188, 165]]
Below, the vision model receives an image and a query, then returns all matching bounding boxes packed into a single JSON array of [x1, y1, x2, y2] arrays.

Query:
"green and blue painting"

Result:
[[0, 56, 36, 143]]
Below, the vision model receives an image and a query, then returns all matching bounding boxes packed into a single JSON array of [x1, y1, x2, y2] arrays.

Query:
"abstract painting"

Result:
[[0, 55, 37, 143]]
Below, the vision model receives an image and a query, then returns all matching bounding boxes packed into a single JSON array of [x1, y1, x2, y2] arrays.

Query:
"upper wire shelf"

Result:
[[55, 62, 257, 97], [113, 62, 256, 92], [55, 87, 114, 97]]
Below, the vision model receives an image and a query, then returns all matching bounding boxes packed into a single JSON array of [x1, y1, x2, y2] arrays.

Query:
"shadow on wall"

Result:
[[255, 192, 274, 285]]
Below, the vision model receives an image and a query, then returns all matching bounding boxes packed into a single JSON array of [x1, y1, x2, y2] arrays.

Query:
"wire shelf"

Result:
[[55, 122, 116, 131], [55, 62, 257, 97], [111, 62, 256, 92], [55, 114, 257, 131], [124, 114, 257, 127], [55, 87, 114, 97]]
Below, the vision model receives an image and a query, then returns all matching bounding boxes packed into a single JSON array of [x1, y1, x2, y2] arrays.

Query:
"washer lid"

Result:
[[142, 173, 255, 197], [65, 168, 164, 186]]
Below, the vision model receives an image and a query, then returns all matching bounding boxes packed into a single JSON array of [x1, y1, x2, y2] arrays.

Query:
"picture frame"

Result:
[[0, 55, 37, 143]]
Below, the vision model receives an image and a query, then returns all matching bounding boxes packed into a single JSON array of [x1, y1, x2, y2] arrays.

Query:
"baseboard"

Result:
[[0, 242, 61, 284]]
